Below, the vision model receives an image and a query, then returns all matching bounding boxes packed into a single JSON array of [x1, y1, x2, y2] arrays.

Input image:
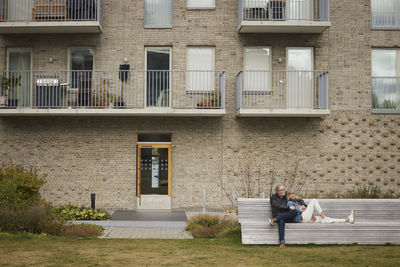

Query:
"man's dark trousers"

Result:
[[275, 209, 298, 243]]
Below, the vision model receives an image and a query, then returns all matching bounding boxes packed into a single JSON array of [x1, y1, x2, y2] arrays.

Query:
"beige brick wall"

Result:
[[0, 0, 399, 210]]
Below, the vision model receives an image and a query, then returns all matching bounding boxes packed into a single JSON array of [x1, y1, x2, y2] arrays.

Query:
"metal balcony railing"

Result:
[[238, 0, 329, 23], [0, 0, 101, 22], [236, 70, 329, 110], [372, 77, 400, 113], [371, 0, 400, 29], [0, 70, 225, 110]]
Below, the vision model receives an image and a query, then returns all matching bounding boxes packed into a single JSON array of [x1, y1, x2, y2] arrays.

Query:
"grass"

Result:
[[0, 233, 399, 266]]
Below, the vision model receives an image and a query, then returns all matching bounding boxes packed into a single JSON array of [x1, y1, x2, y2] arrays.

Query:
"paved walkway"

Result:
[[75, 210, 228, 239], [100, 227, 193, 239]]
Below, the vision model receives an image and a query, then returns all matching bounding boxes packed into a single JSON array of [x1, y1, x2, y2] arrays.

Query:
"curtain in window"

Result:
[[187, 47, 214, 92], [145, 0, 173, 27], [244, 48, 271, 92]]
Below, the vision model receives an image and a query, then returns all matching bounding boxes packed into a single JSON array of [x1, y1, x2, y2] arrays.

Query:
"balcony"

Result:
[[236, 70, 329, 117], [0, 0, 102, 34], [372, 77, 400, 113], [0, 70, 226, 116], [237, 0, 330, 33], [371, 0, 400, 30]]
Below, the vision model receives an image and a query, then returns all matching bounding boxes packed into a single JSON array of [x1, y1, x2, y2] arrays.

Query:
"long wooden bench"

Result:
[[238, 198, 400, 245]]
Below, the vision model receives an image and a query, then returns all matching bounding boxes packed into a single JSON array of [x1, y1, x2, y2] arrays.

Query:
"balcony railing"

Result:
[[371, 0, 400, 29], [372, 77, 400, 113], [0, 70, 225, 114], [0, 0, 101, 22], [238, 0, 329, 23], [237, 70, 329, 116]]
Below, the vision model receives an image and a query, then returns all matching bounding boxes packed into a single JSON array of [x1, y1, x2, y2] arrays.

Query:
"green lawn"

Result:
[[0, 233, 399, 266]]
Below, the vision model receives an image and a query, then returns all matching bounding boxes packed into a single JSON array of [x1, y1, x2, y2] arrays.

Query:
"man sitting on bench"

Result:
[[268, 184, 297, 248]]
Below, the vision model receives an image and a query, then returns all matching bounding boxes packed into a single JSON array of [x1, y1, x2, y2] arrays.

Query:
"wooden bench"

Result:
[[238, 198, 400, 244], [32, 0, 67, 20]]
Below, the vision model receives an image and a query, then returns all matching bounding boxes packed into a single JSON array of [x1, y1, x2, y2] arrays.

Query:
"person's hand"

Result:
[[311, 215, 316, 222], [289, 206, 295, 210], [301, 205, 306, 211]]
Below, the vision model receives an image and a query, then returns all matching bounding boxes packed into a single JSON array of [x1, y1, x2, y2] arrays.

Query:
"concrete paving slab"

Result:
[[110, 210, 187, 221], [73, 220, 187, 229], [100, 227, 193, 239]]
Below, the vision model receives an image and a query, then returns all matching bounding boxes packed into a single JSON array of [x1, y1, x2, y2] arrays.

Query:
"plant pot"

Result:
[[114, 102, 126, 108], [0, 95, 7, 107], [7, 98, 18, 109]]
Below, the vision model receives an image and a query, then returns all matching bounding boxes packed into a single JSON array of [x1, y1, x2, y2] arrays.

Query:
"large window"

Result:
[[145, 0, 173, 28], [371, 0, 400, 29], [243, 47, 271, 91], [187, 0, 215, 9], [69, 48, 94, 89], [372, 49, 400, 112], [187, 47, 215, 91]]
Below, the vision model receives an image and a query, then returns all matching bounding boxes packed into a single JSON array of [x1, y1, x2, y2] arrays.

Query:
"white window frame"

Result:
[[187, 0, 216, 10], [186, 46, 215, 92], [371, 48, 400, 112], [144, 0, 173, 28], [243, 46, 272, 92], [145, 47, 172, 107], [6, 47, 33, 107]]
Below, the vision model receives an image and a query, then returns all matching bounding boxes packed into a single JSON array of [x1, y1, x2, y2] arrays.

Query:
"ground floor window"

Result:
[[372, 49, 400, 112]]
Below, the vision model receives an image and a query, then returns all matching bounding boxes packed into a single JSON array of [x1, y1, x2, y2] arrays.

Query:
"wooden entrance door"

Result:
[[137, 143, 172, 199]]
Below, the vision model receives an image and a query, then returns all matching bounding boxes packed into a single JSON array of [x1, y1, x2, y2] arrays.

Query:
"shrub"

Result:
[[63, 224, 103, 237], [53, 204, 111, 221], [0, 162, 46, 205], [0, 202, 64, 235], [186, 214, 241, 239], [345, 184, 399, 199]]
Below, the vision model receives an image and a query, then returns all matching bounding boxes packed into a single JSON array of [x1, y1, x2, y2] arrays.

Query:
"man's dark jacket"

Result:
[[270, 193, 290, 218]]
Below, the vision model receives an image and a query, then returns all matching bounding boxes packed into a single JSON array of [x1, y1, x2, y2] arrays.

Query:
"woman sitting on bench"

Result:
[[288, 192, 355, 224]]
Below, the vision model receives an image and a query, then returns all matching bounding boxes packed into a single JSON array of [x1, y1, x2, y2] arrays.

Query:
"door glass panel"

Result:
[[287, 0, 312, 20], [287, 48, 313, 108], [140, 147, 169, 195], [146, 48, 170, 107], [70, 48, 93, 89], [7, 48, 31, 107]]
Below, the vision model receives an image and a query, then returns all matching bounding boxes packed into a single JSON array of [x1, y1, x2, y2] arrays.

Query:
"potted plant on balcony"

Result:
[[197, 94, 220, 109], [1, 73, 21, 108], [92, 79, 120, 108]]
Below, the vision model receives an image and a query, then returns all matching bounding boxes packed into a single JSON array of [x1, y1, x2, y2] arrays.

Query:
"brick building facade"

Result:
[[0, 0, 399, 211]]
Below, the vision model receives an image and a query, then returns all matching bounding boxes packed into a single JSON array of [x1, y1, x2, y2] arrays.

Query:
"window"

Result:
[[145, 0, 173, 28], [371, 0, 400, 29], [69, 48, 94, 89], [372, 49, 400, 111], [187, 0, 215, 9], [187, 47, 215, 91], [243, 47, 271, 91]]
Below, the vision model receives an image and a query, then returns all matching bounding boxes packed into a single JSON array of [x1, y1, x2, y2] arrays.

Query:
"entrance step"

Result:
[[137, 195, 171, 209]]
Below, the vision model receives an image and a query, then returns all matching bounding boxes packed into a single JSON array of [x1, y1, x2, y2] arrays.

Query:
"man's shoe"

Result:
[[348, 210, 355, 224], [268, 218, 275, 226], [279, 242, 286, 248]]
